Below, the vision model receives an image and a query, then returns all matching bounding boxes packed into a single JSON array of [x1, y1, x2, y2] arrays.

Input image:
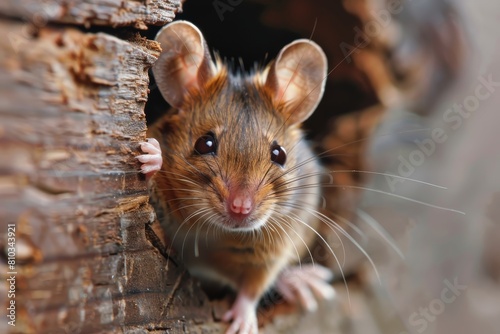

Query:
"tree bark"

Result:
[[0, 2, 222, 333], [0, 0, 183, 29]]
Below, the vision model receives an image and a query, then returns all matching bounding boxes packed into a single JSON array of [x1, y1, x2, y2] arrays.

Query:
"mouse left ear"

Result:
[[265, 40, 328, 125]]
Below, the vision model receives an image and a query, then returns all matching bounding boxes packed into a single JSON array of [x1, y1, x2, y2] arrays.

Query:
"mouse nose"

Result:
[[229, 192, 254, 217]]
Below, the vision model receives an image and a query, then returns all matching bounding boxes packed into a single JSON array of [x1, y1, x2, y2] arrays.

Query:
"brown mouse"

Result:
[[137, 20, 334, 334]]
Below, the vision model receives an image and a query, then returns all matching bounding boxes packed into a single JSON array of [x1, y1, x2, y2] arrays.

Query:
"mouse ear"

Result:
[[153, 21, 215, 109], [265, 40, 327, 125]]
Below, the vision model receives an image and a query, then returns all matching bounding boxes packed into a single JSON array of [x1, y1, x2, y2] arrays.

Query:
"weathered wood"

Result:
[[0, 0, 183, 29], [0, 18, 218, 333]]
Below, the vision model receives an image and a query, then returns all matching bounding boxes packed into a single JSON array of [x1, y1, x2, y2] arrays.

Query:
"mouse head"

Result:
[[152, 21, 327, 232]]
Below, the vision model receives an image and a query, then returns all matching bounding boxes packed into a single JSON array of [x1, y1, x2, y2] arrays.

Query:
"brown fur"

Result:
[[148, 65, 321, 298]]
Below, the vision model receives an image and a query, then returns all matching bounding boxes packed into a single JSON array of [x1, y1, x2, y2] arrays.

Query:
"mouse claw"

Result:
[[223, 293, 259, 334], [275, 264, 336, 312], [136, 138, 162, 180]]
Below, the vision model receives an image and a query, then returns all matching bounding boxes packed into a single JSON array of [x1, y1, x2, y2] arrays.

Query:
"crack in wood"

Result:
[[163, 270, 185, 317], [145, 222, 178, 267]]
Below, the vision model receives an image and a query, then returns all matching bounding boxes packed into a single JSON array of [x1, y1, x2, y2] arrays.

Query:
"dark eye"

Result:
[[270, 143, 287, 167], [194, 133, 217, 155]]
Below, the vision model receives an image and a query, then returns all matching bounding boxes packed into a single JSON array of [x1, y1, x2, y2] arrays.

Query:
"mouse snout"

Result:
[[231, 195, 253, 214], [228, 191, 254, 219]]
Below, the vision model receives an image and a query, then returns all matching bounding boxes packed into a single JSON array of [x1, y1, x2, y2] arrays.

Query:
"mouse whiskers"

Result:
[[285, 208, 352, 307], [179, 208, 214, 261], [268, 216, 303, 268], [194, 211, 219, 258]]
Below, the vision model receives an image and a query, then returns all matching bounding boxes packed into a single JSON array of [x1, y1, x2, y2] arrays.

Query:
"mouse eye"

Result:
[[270, 143, 287, 167], [194, 133, 217, 155]]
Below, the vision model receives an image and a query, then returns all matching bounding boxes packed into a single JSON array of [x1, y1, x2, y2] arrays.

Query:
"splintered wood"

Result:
[[0, 0, 183, 29], [0, 16, 216, 334]]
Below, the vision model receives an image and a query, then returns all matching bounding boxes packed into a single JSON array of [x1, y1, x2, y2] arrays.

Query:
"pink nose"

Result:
[[230, 194, 253, 216]]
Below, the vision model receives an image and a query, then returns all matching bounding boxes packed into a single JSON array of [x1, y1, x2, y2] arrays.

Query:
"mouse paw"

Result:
[[136, 138, 162, 180], [222, 293, 259, 334], [275, 264, 335, 312]]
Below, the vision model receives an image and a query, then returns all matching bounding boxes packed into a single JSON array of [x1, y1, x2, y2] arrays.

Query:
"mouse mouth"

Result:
[[224, 216, 256, 230], [219, 212, 268, 232]]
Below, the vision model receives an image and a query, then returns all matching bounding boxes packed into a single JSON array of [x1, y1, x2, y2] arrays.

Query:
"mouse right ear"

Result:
[[153, 21, 215, 109]]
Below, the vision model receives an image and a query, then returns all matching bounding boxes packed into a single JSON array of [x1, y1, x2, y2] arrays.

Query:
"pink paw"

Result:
[[222, 293, 259, 334], [136, 138, 162, 179], [275, 264, 335, 312]]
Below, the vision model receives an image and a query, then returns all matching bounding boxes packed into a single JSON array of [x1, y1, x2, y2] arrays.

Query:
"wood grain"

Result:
[[0, 0, 183, 29], [0, 19, 217, 333]]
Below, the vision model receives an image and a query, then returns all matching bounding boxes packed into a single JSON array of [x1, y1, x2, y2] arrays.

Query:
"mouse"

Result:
[[137, 20, 335, 334]]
